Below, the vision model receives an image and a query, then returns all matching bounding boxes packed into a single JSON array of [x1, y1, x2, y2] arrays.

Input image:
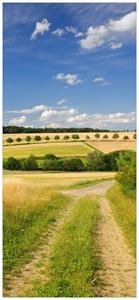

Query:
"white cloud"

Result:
[[93, 77, 110, 86], [65, 26, 77, 34], [108, 11, 136, 33], [109, 42, 123, 49], [93, 77, 105, 83], [55, 73, 83, 85], [30, 18, 51, 40], [79, 11, 136, 50], [57, 99, 67, 105], [6, 104, 48, 114], [52, 28, 65, 37], [9, 116, 26, 126]]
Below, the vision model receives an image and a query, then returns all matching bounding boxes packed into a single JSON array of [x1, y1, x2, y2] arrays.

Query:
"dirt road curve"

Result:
[[65, 180, 136, 297], [4, 180, 136, 297]]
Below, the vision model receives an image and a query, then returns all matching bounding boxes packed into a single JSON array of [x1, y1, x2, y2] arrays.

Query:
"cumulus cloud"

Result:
[[9, 116, 26, 126], [57, 98, 67, 105], [52, 28, 65, 37], [30, 18, 51, 40], [79, 11, 136, 50], [55, 73, 83, 85], [93, 77, 105, 83], [65, 26, 84, 38]]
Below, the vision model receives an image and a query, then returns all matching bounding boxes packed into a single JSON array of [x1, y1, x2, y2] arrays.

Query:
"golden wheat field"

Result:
[[86, 140, 136, 153]]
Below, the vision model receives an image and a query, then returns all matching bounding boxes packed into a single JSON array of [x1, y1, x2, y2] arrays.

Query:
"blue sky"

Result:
[[3, 3, 136, 129]]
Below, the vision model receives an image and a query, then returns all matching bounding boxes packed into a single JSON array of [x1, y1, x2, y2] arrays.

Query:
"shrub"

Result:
[[26, 136, 31, 143], [112, 133, 119, 139], [62, 158, 84, 171], [86, 135, 90, 139], [94, 133, 100, 139], [116, 151, 136, 197], [103, 134, 108, 139], [44, 154, 57, 160], [6, 138, 13, 144], [133, 133, 136, 139], [45, 136, 50, 141], [123, 135, 129, 140], [21, 155, 38, 170], [34, 135, 41, 141], [71, 134, 80, 140], [42, 159, 63, 171], [54, 135, 60, 140], [63, 135, 70, 140], [16, 137, 22, 143], [4, 157, 21, 170], [87, 151, 118, 171]]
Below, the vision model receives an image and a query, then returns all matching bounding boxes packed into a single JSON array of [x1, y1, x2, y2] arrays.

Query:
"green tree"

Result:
[[112, 133, 119, 139], [63, 135, 70, 140], [16, 137, 22, 143], [4, 157, 21, 170], [133, 133, 136, 139], [85, 135, 90, 139], [103, 134, 108, 139], [34, 135, 41, 142], [6, 137, 13, 144], [26, 135, 31, 143], [44, 154, 57, 160], [94, 133, 100, 139], [45, 136, 50, 141], [54, 135, 60, 140], [123, 135, 129, 140], [71, 134, 80, 140], [21, 155, 38, 170], [62, 158, 84, 171]]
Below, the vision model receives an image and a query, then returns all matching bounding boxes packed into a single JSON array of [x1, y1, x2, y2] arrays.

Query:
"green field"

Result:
[[3, 142, 92, 159]]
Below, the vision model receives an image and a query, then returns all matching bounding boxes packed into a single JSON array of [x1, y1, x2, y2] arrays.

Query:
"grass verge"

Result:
[[3, 187, 71, 281], [107, 183, 136, 256], [29, 196, 101, 297]]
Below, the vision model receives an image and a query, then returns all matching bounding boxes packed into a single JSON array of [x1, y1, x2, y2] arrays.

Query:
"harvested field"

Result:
[[86, 140, 136, 153]]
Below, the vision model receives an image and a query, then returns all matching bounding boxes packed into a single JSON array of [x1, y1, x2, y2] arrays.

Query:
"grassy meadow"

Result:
[[3, 141, 93, 159]]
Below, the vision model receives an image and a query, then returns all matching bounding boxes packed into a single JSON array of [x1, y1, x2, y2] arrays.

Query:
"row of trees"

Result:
[[4, 150, 134, 172], [6, 133, 136, 144]]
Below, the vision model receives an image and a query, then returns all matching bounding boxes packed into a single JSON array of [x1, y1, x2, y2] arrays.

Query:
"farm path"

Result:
[[4, 180, 136, 297], [65, 180, 136, 297]]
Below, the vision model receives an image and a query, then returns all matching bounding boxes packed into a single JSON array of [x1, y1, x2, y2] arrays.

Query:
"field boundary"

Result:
[[83, 141, 102, 153]]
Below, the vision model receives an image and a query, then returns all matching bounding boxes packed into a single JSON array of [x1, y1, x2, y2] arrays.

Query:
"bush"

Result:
[[42, 159, 63, 171], [94, 133, 100, 139], [63, 135, 70, 140], [71, 134, 80, 140], [44, 154, 57, 160], [112, 133, 119, 139], [123, 135, 129, 140], [116, 151, 136, 197], [54, 135, 60, 140], [133, 133, 136, 139], [34, 135, 41, 141], [6, 138, 13, 144], [62, 158, 84, 171], [21, 155, 38, 170], [103, 134, 108, 139], [45, 136, 50, 141], [4, 157, 21, 170], [87, 151, 118, 171], [26, 136, 31, 143], [85, 135, 90, 139], [16, 137, 22, 143]]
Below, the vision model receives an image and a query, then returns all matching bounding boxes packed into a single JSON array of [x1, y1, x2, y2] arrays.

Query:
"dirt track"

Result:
[[4, 180, 136, 297]]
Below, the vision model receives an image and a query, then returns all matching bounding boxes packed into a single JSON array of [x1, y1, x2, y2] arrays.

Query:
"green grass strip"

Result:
[[32, 196, 100, 297], [107, 184, 136, 257], [3, 193, 71, 279]]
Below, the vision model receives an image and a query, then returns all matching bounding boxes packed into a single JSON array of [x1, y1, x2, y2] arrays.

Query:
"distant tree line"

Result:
[[4, 126, 118, 134]]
